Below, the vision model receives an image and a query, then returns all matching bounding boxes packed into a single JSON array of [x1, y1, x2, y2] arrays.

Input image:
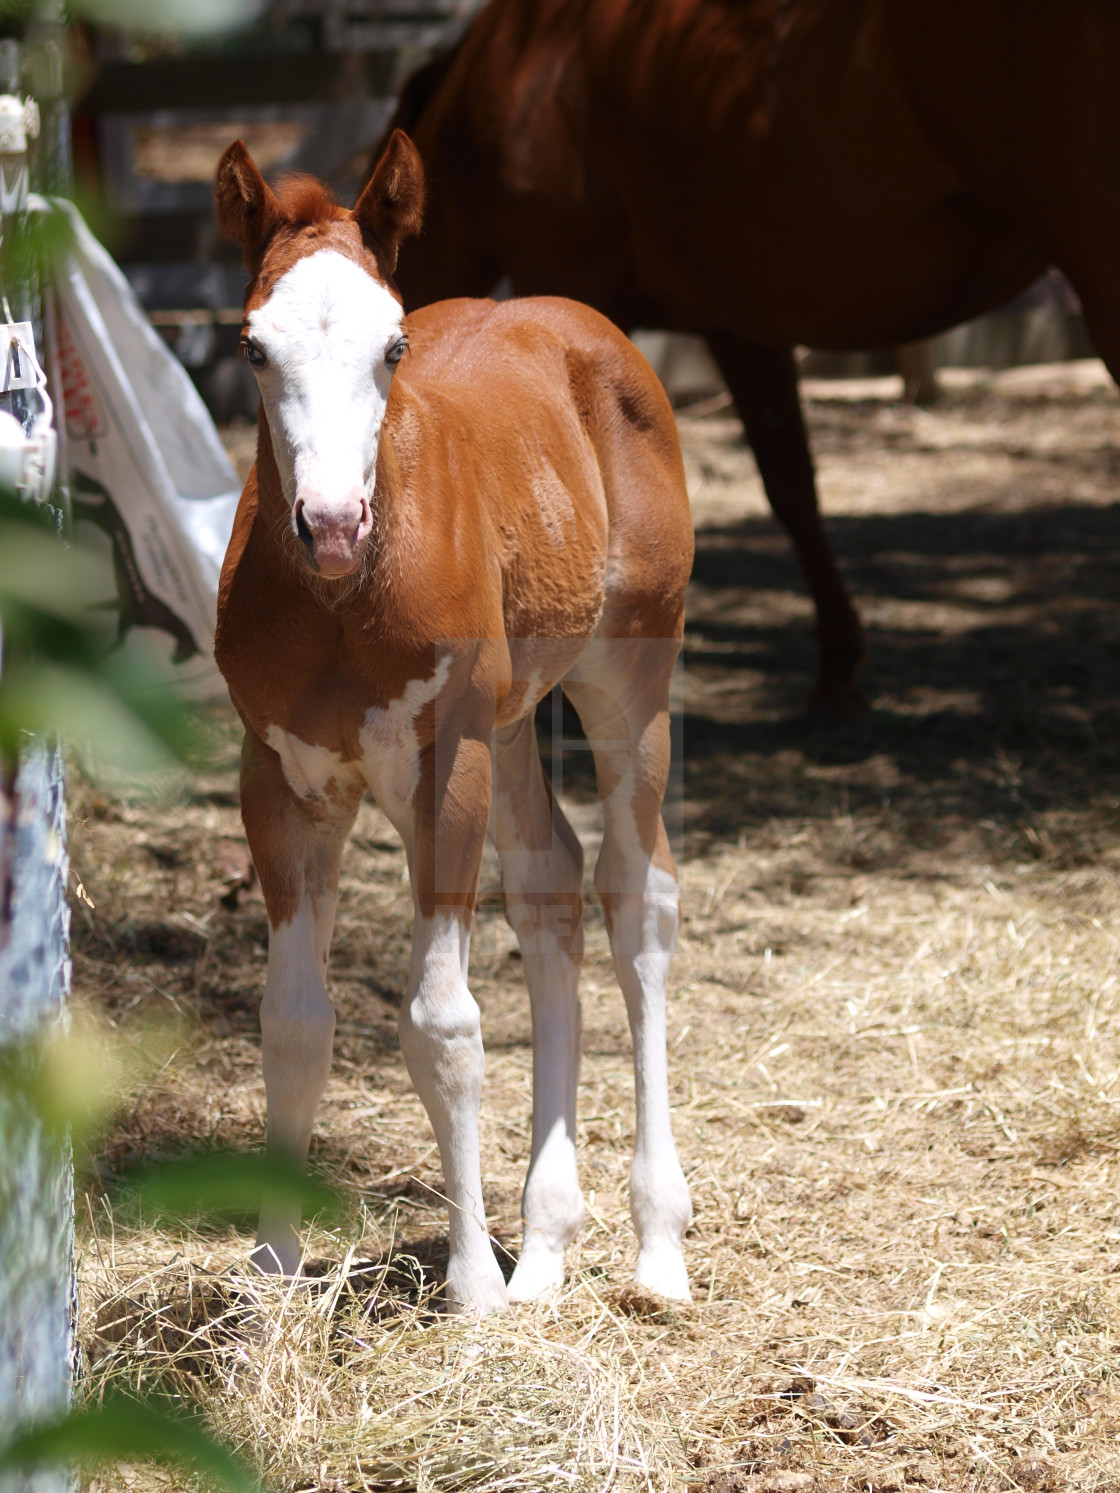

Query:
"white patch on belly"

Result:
[[359, 655, 454, 825], [264, 725, 347, 801]]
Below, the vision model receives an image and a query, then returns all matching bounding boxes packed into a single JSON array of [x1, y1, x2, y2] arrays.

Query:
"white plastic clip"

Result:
[[2, 322, 39, 392], [0, 94, 37, 156], [0, 323, 56, 503]]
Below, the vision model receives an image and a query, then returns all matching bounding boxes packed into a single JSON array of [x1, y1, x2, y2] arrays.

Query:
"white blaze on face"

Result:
[[246, 248, 404, 538]]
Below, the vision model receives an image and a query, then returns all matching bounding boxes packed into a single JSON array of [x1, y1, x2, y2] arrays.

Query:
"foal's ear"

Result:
[[353, 129, 425, 274], [215, 140, 283, 271]]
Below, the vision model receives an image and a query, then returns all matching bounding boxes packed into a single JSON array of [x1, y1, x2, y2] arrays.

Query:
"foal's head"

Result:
[[215, 132, 424, 578]]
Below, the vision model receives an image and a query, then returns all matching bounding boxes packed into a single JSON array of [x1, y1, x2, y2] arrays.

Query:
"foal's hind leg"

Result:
[[492, 715, 586, 1301], [564, 649, 692, 1300]]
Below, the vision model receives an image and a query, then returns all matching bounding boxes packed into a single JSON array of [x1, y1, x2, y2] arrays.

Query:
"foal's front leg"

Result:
[[240, 729, 360, 1275], [395, 730, 509, 1315]]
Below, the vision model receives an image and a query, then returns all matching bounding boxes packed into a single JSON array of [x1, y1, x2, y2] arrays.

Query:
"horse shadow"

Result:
[[678, 497, 1120, 849]]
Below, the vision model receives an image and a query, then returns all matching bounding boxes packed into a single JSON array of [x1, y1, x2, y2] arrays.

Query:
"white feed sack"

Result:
[[41, 196, 240, 697]]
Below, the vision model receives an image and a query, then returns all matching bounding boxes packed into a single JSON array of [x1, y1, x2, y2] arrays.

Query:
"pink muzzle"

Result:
[[292, 492, 373, 577]]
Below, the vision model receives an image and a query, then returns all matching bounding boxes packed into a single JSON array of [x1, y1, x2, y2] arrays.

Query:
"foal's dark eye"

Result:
[[240, 337, 267, 368], [386, 336, 408, 368]]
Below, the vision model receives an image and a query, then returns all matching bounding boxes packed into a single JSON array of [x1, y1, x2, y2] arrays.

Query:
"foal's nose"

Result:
[[292, 492, 373, 577]]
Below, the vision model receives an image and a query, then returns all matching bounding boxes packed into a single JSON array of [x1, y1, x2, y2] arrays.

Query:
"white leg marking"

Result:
[[508, 957, 583, 1302], [493, 720, 586, 1302], [253, 897, 335, 1275], [607, 857, 693, 1301], [397, 911, 509, 1315], [567, 658, 693, 1300]]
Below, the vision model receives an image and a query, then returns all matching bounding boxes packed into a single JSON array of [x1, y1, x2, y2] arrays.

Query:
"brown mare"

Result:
[[213, 130, 694, 1312], [380, 0, 1120, 712]]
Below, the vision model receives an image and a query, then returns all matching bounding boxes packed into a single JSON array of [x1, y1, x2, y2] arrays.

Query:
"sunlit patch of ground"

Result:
[[75, 363, 1120, 1491]]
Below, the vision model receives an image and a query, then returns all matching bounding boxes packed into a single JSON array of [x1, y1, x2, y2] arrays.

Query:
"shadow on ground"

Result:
[[675, 499, 1120, 850]]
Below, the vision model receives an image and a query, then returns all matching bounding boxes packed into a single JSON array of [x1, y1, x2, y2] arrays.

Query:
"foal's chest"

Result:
[[252, 654, 453, 829]]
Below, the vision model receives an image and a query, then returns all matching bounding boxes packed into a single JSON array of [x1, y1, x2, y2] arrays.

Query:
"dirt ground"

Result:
[[71, 362, 1120, 1491]]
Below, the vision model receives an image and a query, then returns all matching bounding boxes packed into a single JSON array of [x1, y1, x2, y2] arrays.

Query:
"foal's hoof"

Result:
[[249, 1241, 300, 1277], [444, 1261, 510, 1317], [635, 1245, 691, 1302], [507, 1242, 566, 1303]]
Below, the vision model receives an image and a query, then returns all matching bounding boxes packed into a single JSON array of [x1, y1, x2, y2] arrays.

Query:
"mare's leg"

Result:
[[240, 730, 361, 1275], [491, 714, 586, 1302], [706, 333, 866, 715], [1071, 295, 1120, 398], [564, 646, 692, 1300], [897, 339, 941, 406], [394, 721, 509, 1314]]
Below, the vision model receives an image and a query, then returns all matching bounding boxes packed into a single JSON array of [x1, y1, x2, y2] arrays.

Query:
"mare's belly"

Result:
[[610, 11, 1046, 348], [632, 160, 1043, 349]]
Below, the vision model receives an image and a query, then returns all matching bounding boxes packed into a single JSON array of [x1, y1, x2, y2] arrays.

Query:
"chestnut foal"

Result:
[[213, 131, 694, 1313]]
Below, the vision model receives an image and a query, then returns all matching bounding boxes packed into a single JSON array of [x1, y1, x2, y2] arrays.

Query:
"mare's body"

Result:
[[214, 134, 694, 1312], [384, 0, 1120, 709]]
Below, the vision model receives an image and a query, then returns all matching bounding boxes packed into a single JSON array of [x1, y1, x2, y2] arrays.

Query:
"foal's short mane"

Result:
[[272, 172, 347, 229]]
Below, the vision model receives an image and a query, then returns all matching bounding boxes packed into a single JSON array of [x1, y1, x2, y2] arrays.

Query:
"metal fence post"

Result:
[[0, 29, 74, 1493]]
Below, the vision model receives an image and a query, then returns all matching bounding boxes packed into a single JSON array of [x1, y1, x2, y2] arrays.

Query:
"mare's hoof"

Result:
[[807, 673, 869, 722]]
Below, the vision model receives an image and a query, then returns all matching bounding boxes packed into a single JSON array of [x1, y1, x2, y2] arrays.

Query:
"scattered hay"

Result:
[[82, 1228, 669, 1491]]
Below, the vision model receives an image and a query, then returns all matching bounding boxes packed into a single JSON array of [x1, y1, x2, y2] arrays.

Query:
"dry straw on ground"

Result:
[[73, 364, 1120, 1491]]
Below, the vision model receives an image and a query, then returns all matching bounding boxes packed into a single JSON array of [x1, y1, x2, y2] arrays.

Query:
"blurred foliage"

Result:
[[0, 0, 266, 38], [0, 1010, 149, 1147], [0, 196, 74, 309], [1, 988, 341, 1230], [115, 1149, 341, 1233], [0, 1395, 260, 1492], [0, 487, 201, 773], [79, 0, 265, 35], [0, 1014, 343, 1492]]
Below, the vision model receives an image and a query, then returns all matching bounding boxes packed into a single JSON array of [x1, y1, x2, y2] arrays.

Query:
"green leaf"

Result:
[[114, 1150, 342, 1231], [0, 659, 189, 775], [0, 493, 202, 772], [0, 1397, 261, 1493], [0, 0, 265, 35], [71, 0, 265, 35], [0, 515, 110, 623], [0, 192, 78, 291]]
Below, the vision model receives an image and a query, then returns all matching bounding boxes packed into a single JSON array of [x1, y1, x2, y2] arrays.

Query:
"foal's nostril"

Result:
[[293, 500, 315, 556]]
